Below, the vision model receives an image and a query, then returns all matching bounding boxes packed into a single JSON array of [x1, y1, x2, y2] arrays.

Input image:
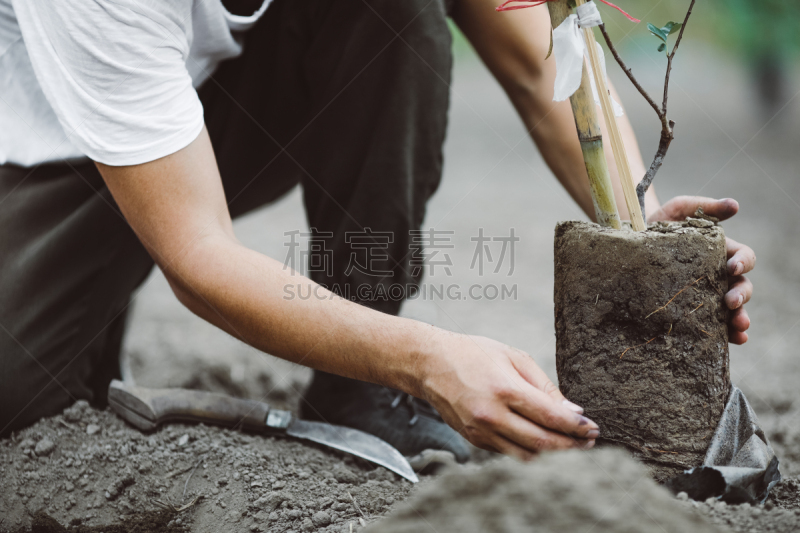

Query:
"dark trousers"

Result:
[[0, 0, 452, 437]]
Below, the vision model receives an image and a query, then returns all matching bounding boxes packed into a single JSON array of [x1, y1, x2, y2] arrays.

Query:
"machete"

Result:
[[108, 380, 418, 483]]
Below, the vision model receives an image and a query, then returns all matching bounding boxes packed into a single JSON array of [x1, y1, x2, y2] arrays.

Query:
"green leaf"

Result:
[[647, 23, 668, 43], [661, 21, 682, 35], [658, 43, 667, 52]]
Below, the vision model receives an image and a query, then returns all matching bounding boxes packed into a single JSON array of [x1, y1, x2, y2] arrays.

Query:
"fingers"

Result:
[[509, 347, 588, 417], [729, 328, 749, 345], [724, 239, 755, 342], [486, 434, 537, 462], [496, 412, 595, 455], [726, 237, 756, 276], [730, 307, 750, 332], [725, 276, 752, 310], [470, 416, 595, 460], [728, 307, 750, 345], [450, 337, 600, 459], [505, 381, 599, 440], [509, 347, 569, 403], [653, 196, 739, 222], [562, 399, 585, 414], [693, 197, 739, 221]]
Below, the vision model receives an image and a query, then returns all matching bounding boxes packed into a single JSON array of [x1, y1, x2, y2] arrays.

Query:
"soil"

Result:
[[4, 403, 800, 533], [554, 219, 731, 480], [369, 447, 726, 533], [0, 401, 412, 533]]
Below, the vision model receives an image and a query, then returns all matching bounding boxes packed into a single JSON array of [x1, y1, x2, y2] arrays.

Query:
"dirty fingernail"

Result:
[[578, 416, 598, 430], [586, 429, 600, 439], [563, 400, 584, 414], [736, 294, 743, 308], [734, 262, 744, 276], [581, 439, 596, 450]]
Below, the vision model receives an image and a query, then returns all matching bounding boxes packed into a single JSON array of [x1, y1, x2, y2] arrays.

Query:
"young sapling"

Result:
[[597, 0, 697, 218]]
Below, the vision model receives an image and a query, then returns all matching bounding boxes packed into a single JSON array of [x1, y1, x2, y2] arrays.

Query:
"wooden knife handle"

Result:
[[108, 379, 272, 433]]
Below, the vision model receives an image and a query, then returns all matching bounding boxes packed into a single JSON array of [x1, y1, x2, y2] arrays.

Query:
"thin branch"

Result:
[[663, 0, 696, 115], [636, 126, 673, 214], [598, 24, 663, 121], [598, 0, 696, 218]]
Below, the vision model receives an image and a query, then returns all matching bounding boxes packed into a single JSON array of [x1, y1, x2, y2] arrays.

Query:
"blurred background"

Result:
[[124, 0, 800, 453]]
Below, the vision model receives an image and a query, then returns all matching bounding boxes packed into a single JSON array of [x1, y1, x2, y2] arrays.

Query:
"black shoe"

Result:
[[300, 371, 471, 465]]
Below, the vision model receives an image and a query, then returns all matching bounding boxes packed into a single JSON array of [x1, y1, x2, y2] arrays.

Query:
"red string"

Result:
[[495, 0, 553, 12], [596, 0, 640, 23], [496, 0, 640, 23]]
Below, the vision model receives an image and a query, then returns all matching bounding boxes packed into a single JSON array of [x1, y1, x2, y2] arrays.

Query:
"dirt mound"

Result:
[[0, 401, 412, 533], [368, 448, 725, 533]]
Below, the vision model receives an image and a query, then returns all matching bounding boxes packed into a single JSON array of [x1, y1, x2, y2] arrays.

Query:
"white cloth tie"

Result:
[[576, 1, 603, 28], [552, 1, 624, 117]]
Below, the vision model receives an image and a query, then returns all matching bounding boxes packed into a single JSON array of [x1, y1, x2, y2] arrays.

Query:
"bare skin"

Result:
[[93, 1, 752, 460]]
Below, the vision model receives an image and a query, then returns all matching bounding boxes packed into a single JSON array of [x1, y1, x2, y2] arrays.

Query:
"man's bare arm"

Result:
[[96, 127, 599, 457]]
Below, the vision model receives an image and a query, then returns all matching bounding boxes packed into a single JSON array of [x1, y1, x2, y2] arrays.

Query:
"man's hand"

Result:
[[648, 196, 755, 344], [419, 330, 598, 460]]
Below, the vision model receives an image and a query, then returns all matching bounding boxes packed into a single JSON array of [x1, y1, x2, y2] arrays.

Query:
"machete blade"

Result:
[[106, 380, 418, 483], [287, 419, 418, 483]]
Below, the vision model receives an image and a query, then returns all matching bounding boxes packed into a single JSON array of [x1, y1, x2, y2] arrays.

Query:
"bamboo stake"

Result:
[[547, 1, 621, 230], [575, 0, 646, 231]]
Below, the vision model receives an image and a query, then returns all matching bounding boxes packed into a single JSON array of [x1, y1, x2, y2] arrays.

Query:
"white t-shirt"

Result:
[[0, 0, 269, 167]]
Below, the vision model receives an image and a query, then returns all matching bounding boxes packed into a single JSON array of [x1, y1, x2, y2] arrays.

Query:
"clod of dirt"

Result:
[[368, 448, 726, 533], [554, 220, 731, 481], [34, 439, 55, 457], [253, 491, 288, 512], [105, 470, 135, 501], [62, 401, 91, 424], [311, 511, 331, 527]]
